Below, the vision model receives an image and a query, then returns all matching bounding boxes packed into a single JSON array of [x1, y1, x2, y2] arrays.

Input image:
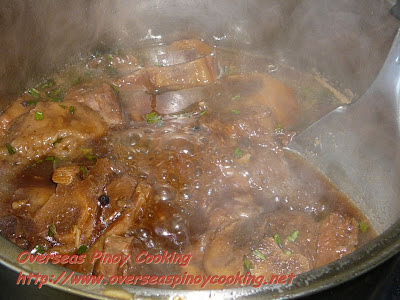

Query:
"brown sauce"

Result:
[[0, 39, 375, 289]]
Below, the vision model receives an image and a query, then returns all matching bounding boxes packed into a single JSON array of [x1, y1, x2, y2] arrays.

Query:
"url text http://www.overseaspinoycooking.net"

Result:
[[16, 270, 296, 289], [15, 249, 296, 289]]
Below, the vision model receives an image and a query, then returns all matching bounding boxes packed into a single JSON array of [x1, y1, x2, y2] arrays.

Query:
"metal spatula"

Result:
[[287, 29, 400, 233]]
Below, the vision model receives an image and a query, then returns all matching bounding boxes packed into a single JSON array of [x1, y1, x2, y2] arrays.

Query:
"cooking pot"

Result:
[[0, 0, 399, 298]]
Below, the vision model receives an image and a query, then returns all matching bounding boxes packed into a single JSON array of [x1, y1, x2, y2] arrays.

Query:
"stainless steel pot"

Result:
[[0, 1, 399, 298]]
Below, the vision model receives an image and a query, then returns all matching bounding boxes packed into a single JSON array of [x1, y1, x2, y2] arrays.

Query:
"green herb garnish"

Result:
[[274, 233, 282, 247], [253, 249, 266, 261], [199, 110, 207, 116], [59, 105, 67, 109], [45, 156, 56, 161], [154, 62, 164, 67], [359, 221, 369, 233], [6, 144, 16, 155], [243, 256, 253, 271], [32, 159, 43, 167], [52, 137, 63, 146], [28, 88, 40, 98], [287, 230, 300, 242], [48, 224, 56, 237], [275, 124, 284, 134], [232, 109, 240, 115], [105, 54, 113, 61], [77, 245, 87, 255], [145, 112, 162, 124], [72, 77, 81, 85], [27, 100, 37, 106], [80, 166, 88, 174], [231, 94, 241, 101], [69, 106, 75, 115], [233, 148, 243, 158], [40, 80, 54, 89], [34, 111, 44, 120], [111, 84, 120, 94], [84, 154, 97, 160], [284, 250, 292, 255], [225, 66, 233, 75], [33, 245, 45, 255]]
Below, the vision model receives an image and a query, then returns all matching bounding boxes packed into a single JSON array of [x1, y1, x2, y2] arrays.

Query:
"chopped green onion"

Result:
[[232, 109, 240, 115], [233, 148, 243, 158], [225, 66, 233, 75], [6, 144, 16, 155], [48, 224, 56, 237], [77, 245, 87, 255], [105, 54, 113, 61], [359, 221, 369, 233], [28, 88, 40, 98], [154, 62, 164, 67], [111, 84, 120, 94], [72, 77, 81, 85], [284, 250, 292, 255], [52, 137, 63, 146], [69, 106, 75, 115], [59, 105, 67, 109], [287, 230, 300, 242], [33, 245, 45, 255], [27, 100, 37, 106], [32, 159, 43, 167], [80, 166, 88, 174], [253, 249, 266, 261], [40, 80, 54, 89], [145, 112, 162, 124], [84, 154, 97, 160], [243, 256, 253, 271], [81, 148, 92, 155], [34, 111, 44, 120], [199, 110, 207, 116], [45, 156, 56, 161], [274, 233, 282, 247], [231, 94, 241, 101], [275, 124, 284, 134]]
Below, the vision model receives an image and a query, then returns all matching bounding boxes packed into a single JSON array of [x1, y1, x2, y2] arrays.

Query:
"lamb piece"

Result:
[[11, 187, 55, 217], [113, 69, 153, 122], [167, 39, 213, 56], [100, 175, 138, 227], [200, 106, 276, 148], [156, 49, 199, 67], [316, 213, 359, 267], [155, 87, 207, 115], [33, 159, 121, 249], [206, 73, 298, 128], [114, 69, 152, 91], [147, 55, 218, 92], [74, 181, 150, 275], [249, 237, 310, 278], [0, 97, 31, 138], [64, 82, 123, 126], [203, 211, 317, 278], [203, 221, 247, 277], [96, 236, 134, 277], [0, 101, 107, 164], [119, 88, 152, 122]]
